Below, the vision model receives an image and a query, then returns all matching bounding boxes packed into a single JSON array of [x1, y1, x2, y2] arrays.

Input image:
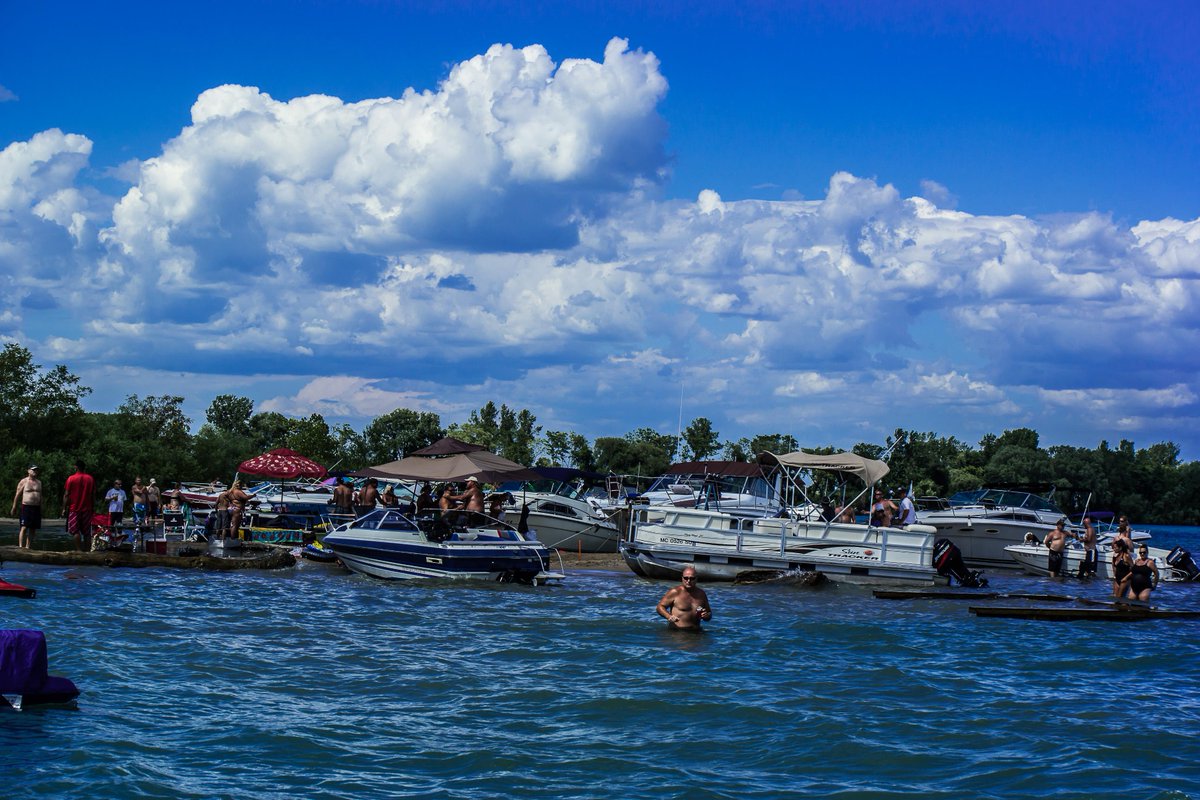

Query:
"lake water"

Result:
[[2, 525, 1199, 798]]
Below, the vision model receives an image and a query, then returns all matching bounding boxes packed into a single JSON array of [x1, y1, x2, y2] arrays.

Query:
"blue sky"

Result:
[[3, 1, 1199, 458]]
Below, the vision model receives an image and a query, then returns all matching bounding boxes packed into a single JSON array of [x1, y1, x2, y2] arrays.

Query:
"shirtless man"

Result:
[[452, 477, 485, 513], [330, 478, 354, 516], [355, 478, 380, 518], [656, 566, 712, 630], [1044, 518, 1070, 577], [1075, 516, 1098, 578], [11, 464, 43, 549]]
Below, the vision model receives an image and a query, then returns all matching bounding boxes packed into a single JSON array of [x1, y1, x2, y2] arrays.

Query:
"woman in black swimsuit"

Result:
[[1111, 538, 1133, 598], [1127, 544, 1159, 602]]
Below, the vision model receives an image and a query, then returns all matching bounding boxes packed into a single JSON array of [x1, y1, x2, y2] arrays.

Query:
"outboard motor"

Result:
[[933, 538, 988, 588], [1166, 547, 1200, 582]]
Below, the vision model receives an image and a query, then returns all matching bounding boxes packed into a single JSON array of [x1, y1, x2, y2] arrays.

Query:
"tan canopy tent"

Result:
[[757, 451, 891, 486], [353, 449, 541, 484]]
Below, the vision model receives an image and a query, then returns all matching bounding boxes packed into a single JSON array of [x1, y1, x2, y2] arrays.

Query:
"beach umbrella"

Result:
[[353, 449, 540, 484], [238, 448, 328, 479]]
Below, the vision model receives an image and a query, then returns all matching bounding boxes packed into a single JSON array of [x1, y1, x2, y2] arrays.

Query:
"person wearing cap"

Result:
[[11, 464, 44, 549], [894, 486, 916, 527], [63, 460, 96, 551], [451, 476, 485, 513]]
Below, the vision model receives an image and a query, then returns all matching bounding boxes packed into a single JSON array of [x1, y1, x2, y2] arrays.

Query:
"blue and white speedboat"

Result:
[[323, 509, 564, 584]]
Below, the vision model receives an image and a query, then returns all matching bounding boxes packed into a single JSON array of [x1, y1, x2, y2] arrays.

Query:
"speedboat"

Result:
[[500, 468, 621, 553], [917, 487, 1149, 571], [323, 508, 564, 584], [620, 451, 954, 587], [1004, 536, 1198, 582]]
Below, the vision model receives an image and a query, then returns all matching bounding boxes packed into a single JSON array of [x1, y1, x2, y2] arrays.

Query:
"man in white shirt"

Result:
[[895, 486, 917, 527]]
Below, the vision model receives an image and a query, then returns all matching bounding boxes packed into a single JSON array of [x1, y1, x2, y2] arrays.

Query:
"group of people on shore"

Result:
[[10, 462, 194, 551]]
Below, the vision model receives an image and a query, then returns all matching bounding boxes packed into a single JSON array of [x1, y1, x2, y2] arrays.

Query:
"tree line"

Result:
[[2, 342, 1196, 523]]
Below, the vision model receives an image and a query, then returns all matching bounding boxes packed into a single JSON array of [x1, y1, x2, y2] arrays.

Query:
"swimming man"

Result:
[[656, 566, 712, 630]]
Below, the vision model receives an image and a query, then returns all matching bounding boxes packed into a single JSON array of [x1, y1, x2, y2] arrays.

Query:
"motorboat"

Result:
[[500, 468, 621, 553], [635, 461, 779, 516], [620, 451, 956, 587], [1004, 536, 1199, 582], [323, 508, 564, 584], [917, 487, 1150, 571]]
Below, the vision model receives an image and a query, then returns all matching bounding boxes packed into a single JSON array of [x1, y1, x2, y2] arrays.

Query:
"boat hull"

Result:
[[525, 512, 619, 553], [325, 527, 558, 583]]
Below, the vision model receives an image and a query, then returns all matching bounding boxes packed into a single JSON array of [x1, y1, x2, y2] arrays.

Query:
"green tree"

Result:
[[249, 412, 295, 452], [362, 409, 443, 463], [206, 394, 253, 436], [0, 342, 91, 454], [541, 430, 571, 467], [287, 414, 338, 466], [569, 434, 595, 472], [682, 417, 720, 461]]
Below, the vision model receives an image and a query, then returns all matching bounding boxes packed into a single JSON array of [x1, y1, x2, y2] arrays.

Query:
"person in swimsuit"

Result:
[[355, 478, 380, 518], [227, 480, 252, 540], [656, 566, 712, 630], [1043, 519, 1070, 578], [1127, 544, 1159, 602], [869, 490, 895, 528], [11, 464, 44, 549], [331, 478, 354, 516], [1111, 538, 1133, 598], [1074, 517, 1098, 578]]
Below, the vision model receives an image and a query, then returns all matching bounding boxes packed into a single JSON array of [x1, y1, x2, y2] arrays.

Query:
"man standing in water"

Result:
[[656, 566, 713, 630], [1044, 519, 1070, 577]]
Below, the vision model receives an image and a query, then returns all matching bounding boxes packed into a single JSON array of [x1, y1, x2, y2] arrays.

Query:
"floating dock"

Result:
[[0, 544, 294, 571]]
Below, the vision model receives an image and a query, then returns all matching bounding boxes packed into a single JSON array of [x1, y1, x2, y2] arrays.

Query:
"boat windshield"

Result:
[[644, 473, 773, 499], [350, 509, 421, 531], [948, 489, 1062, 514]]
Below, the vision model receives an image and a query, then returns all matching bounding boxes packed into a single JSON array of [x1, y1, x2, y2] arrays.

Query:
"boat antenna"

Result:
[[676, 382, 684, 459]]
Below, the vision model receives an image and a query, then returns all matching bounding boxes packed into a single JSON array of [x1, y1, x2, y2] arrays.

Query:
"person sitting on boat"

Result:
[[416, 483, 436, 513], [1074, 517, 1098, 578], [893, 486, 916, 527], [487, 492, 511, 521], [1043, 519, 1070, 577], [656, 566, 712, 630], [1111, 538, 1133, 598], [1127, 544, 1159, 602], [869, 490, 895, 528], [836, 505, 857, 524], [380, 484, 399, 508], [438, 484, 455, 511]]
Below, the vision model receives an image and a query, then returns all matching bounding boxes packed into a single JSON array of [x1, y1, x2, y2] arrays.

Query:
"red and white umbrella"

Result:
[[238, 448, 327, 480]]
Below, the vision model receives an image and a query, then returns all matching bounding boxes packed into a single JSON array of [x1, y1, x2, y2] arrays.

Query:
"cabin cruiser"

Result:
[[620, 451, 954, 587], [323, 508, 564, 584], [636, 461, 778, 516], [500, 468, 621, 553], [917, 487, 1150, 571]]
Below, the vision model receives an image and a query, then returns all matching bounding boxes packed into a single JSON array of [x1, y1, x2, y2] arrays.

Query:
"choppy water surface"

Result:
[[3, 528, 1200, 799]]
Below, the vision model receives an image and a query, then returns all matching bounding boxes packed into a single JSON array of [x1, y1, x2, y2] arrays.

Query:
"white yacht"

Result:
[[619, 451, 947, 587], [500, 468, 621, 553]]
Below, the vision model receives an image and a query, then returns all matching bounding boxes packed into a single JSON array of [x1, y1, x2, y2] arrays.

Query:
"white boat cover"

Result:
[[757, 451, 891, 486]]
